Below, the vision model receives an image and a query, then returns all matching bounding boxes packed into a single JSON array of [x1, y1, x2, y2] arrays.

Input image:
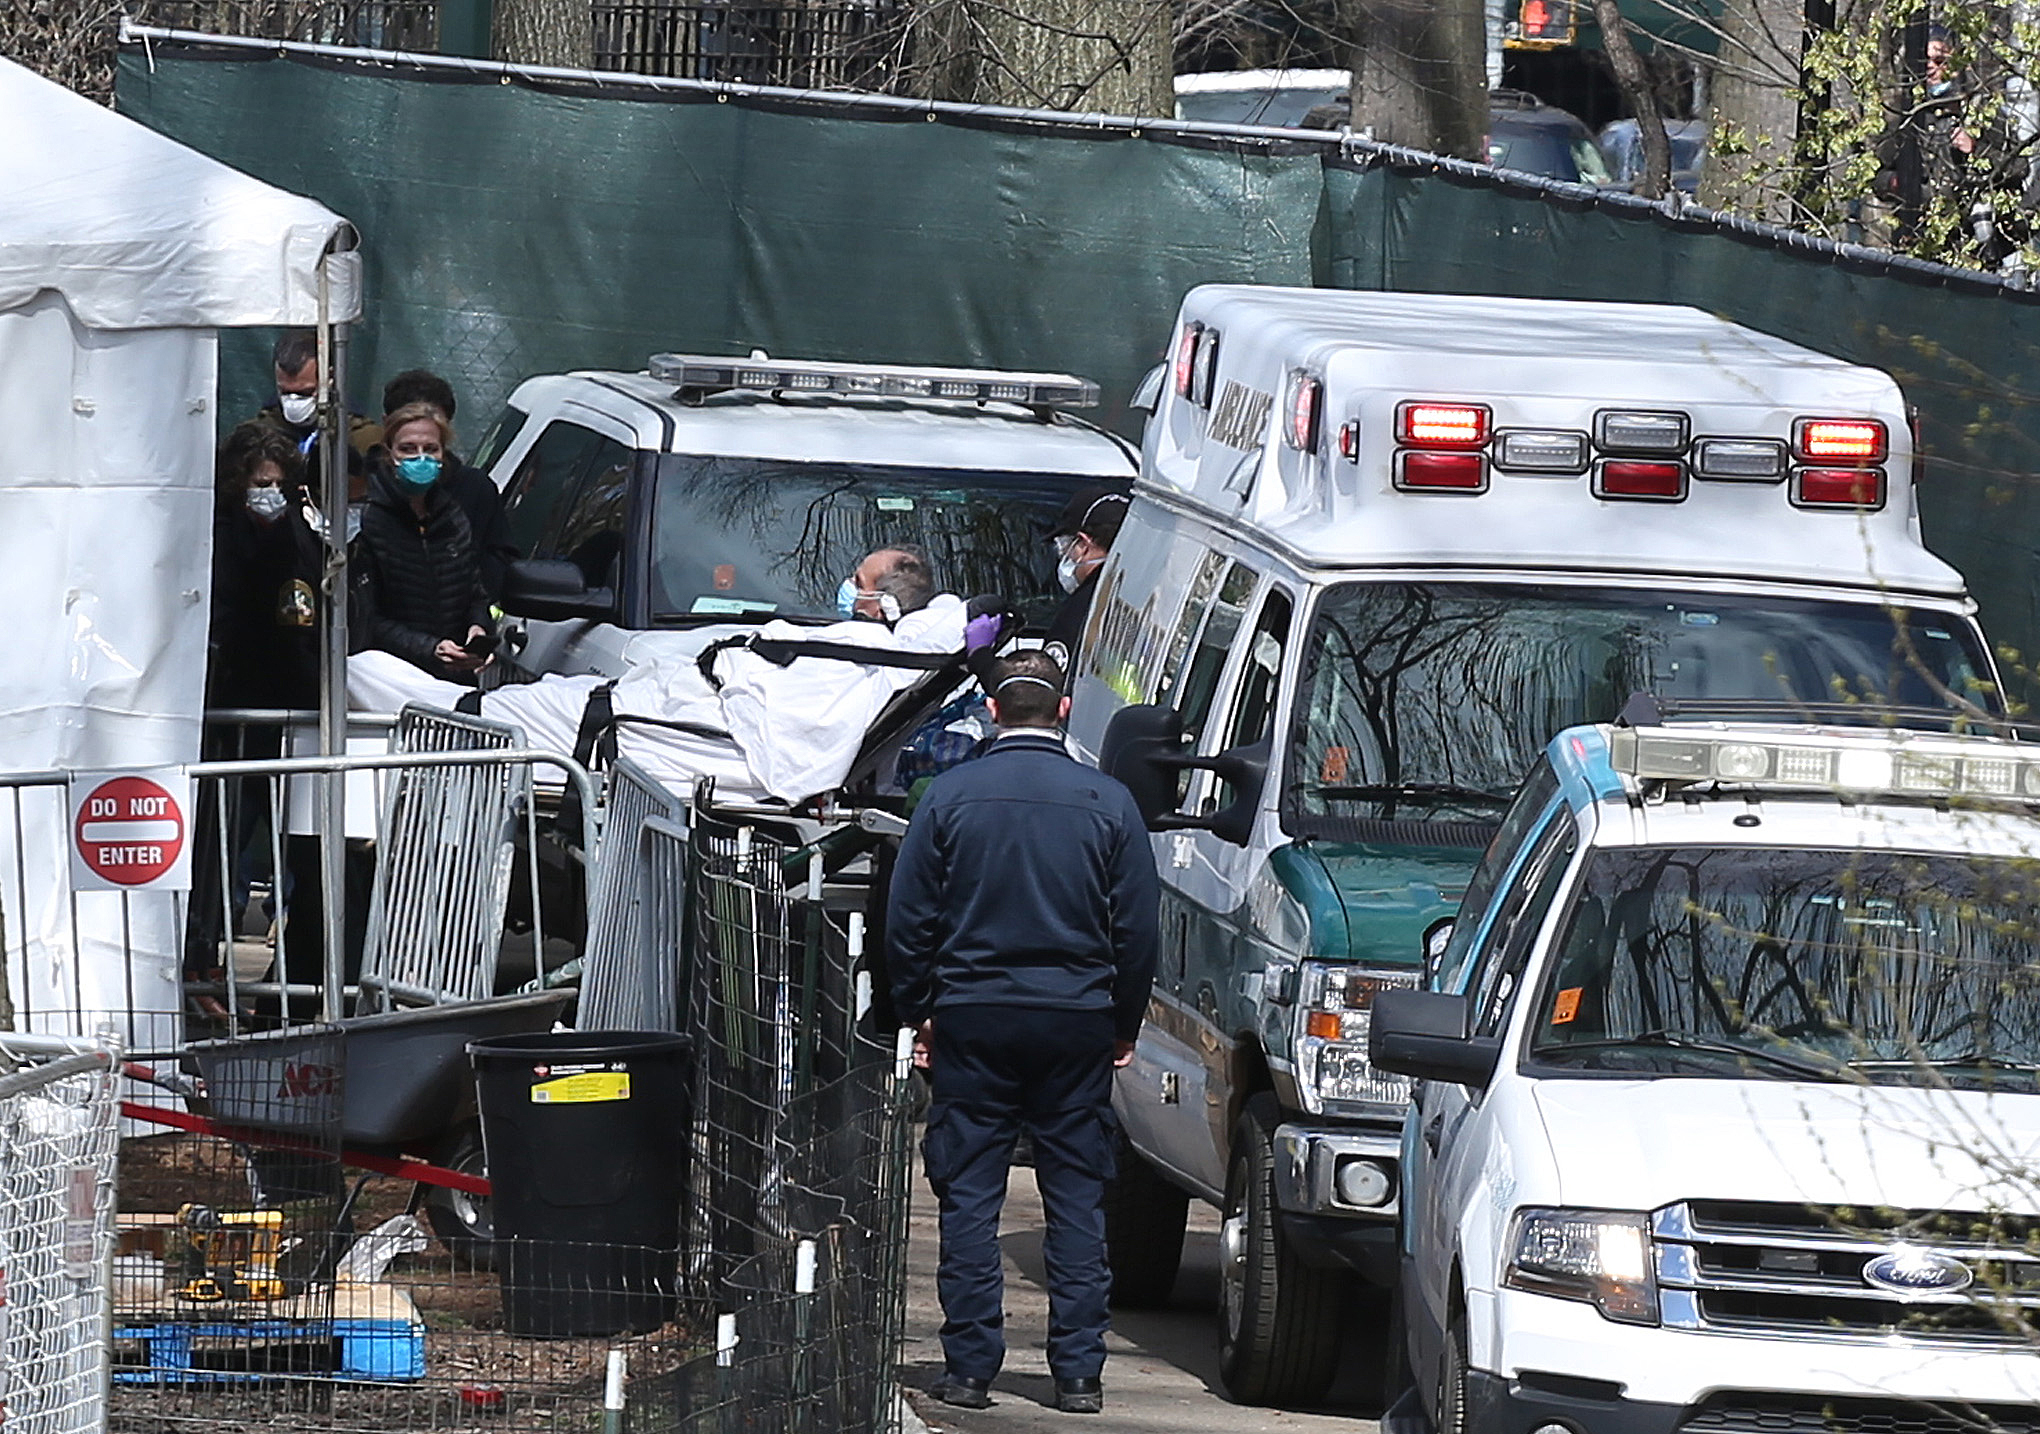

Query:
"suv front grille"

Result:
[[1680, 1393, 2040, 1434], [1655, 1200, 2040, 1346]]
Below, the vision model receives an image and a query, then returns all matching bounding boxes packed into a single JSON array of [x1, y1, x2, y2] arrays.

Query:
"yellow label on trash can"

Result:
[[530, 1072, 631, 1104]]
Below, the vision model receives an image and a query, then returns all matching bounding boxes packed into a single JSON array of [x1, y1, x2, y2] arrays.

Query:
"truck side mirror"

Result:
[[1098, 704, 1270, 848], [1368, 990, 1500, 1089], [502, 558, 616, 622]]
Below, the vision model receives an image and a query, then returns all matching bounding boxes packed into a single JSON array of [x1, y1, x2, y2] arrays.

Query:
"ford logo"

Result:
[[1862, 1248, 1974, 1297]]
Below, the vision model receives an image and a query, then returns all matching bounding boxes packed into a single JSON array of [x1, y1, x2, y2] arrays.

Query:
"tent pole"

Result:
[[316, 249, 359, 1025]]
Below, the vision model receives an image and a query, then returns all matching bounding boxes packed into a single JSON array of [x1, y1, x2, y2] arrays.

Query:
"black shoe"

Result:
[[1054, 1377, 1102, 1414], [929, 1374, 993, 1409]]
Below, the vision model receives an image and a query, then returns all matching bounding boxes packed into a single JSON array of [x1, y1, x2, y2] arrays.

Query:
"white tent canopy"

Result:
[[0, 56, 353, 1039], [0, 56, 345, 327]]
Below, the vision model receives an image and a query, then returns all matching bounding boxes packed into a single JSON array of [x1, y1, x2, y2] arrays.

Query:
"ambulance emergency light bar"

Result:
[[1608, 725, 2040, 801], [649, 354, 1100, 408]]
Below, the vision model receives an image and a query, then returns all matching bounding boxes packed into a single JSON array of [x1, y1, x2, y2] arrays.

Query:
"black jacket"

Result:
[[440, 455, 517, 604], [208, 499, 324, 709], [350, 463, 491, 678], [887, 729, 1160, 1041]]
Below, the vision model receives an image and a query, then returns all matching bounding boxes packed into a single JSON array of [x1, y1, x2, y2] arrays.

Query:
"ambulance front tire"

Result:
[[1217, 1094, 1348, 1407], [1102, 1130, 1189, 1307]]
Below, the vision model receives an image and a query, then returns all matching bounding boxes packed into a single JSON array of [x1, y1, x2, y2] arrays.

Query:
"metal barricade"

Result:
[[577, 759, 689, 1032], [356, 706, 532, 1011], [0, 1035, 120, 1434]]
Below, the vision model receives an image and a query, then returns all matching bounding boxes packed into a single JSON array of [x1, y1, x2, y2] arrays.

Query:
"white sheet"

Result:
[[349, 594, 969, 803]]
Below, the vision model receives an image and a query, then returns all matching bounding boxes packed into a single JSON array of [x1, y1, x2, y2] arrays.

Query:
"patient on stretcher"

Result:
[[349, 546, 998, 804]]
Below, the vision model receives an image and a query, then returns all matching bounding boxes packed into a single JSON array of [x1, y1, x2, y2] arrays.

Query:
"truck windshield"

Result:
[[1288, 583, 1994, 827], [1529, 846, 2040, 1090], [649, 455, 1097, 625]]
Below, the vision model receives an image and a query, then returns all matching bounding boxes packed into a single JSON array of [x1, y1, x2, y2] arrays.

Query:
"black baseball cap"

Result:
[[1049, 484, 1131, 544]]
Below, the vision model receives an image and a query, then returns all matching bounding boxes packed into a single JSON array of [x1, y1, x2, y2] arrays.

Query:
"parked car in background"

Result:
[[1486, 90, 1610, 184], [1598, 116, 1707, 194], [1173, 68, 1350, 129]]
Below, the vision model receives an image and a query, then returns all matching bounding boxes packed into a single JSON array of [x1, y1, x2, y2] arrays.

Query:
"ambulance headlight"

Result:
[[1505, 1208, 1659, 1325], [1294, 963, 1416, 1115], [1594, 409, 1689, 454]]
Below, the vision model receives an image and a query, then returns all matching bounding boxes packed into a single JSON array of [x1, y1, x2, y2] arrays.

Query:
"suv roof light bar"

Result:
[[649, 353, 1101, 408], [1607, 723, 2040, 802], [1612, 693, 2021, 736]]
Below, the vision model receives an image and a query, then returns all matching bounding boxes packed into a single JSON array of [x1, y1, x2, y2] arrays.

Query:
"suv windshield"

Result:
[[649, 455, 1099, 625], [1529, 847, 2040, 1091], [1288, 583, 1994, 827]]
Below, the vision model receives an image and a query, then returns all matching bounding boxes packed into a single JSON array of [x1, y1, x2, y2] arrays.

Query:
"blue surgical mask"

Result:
[[245, 484, 290, 522], [395, 454, 441, 492], [836, 578, 861, 618]]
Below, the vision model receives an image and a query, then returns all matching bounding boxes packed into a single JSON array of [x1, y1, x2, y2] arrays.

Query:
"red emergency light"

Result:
[[1397, 402, 1491, 449], [1173, 323, 1202, 400], [1794, 418, 1887, 464], [1396, 451, 1487, 492], [1288, 376, 1323, 452], [1794, 467, 1886, 510], [1595, 460, 1686, 501]]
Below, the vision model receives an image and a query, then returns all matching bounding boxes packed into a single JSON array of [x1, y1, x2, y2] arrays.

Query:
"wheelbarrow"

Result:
[[124, 989, 575, 1262]]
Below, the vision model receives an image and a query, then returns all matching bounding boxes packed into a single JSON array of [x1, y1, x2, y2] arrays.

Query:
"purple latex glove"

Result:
[[963, 611, 1004, 652]]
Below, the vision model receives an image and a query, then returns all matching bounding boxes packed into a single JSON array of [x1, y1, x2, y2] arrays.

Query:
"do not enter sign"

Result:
[[69, 771, 192, 892]]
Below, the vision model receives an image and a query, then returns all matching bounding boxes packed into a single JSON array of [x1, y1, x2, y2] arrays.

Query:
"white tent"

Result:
[[0, 57, 356, 1041]]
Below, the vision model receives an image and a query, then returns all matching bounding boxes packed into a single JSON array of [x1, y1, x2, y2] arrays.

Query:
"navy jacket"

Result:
[[887, 730, 1160, 1042]]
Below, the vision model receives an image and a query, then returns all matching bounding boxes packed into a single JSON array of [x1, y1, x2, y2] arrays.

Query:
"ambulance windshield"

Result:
[[1286, 583, 1995, 828]]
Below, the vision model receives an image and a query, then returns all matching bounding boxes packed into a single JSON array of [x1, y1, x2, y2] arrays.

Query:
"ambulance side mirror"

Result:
[[1099, 704, 1269, 848]]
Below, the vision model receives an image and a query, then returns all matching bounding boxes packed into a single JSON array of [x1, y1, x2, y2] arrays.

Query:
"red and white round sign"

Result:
[[73, 775, 186, 887]]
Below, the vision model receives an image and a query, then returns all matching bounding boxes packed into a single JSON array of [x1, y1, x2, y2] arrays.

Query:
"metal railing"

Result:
[[0, 1035, 121, 1434], [126, 0, 439, 48], [357, 707, 531, 1012], [0, 716, 597, 1044], [590, 0, 903, 87], [577, 758, 688, 1033]]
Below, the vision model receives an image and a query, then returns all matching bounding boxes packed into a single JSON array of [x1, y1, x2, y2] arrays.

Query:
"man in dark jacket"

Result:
[[253, 330, 381, 497], [382, 368, 519, 604], [888, 649, 1159, 1415]]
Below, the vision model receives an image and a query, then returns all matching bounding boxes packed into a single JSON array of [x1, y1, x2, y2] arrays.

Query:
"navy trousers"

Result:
[[922, 1005, 1118, 1383]]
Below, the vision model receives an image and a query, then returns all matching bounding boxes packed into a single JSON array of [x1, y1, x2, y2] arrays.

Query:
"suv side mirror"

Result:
[[502, 558, 616, 622], [1369, 990, 1500, 1088], [1098, 703, 1270, 848]]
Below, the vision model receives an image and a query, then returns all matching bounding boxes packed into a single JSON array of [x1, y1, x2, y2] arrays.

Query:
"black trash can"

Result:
[[469, 1030, 691, 1337]]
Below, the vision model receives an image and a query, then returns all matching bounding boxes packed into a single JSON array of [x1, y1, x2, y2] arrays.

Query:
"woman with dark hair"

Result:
[[188, 422, 326, 1015], [351, 401, 493, 682], [209, 421, 324, 709]]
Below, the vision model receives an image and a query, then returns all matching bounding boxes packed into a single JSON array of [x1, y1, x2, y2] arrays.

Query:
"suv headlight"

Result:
[[1504, 1208, 1659, 1325], [1293, 962, 1416, 1116]]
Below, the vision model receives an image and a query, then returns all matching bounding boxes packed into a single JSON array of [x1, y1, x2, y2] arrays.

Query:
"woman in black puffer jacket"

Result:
[[351, 401, 494, 683]]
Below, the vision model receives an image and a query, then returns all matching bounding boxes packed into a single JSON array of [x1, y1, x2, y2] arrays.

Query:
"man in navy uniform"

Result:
[[888, 648, 1159, 1415]]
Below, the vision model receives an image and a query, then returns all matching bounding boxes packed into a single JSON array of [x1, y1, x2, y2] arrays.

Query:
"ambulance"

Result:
[[1064, 285, 2005, 1405]]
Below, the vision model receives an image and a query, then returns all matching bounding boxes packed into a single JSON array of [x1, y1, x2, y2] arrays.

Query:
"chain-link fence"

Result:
[[631, 800, 914, 1434], [0, 1037, 122, 1434]]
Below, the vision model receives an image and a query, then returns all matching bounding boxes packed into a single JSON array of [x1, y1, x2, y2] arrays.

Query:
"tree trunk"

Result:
[[1592, 0, 1672, 196], [1697, 0, 1802, 215], [494, 0, 594, 68], [1340, 0, 1488, 159], [914, 0, 1174, 114]]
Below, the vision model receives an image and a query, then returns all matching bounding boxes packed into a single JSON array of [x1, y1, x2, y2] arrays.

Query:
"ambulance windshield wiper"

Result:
[[1309, 783, 1511, 809]]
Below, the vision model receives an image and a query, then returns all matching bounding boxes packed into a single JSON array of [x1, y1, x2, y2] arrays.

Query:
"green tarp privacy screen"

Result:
[[116, 39, 2040, 696]]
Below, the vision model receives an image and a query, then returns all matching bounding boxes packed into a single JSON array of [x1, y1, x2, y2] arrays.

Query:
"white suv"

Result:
[[471, 354, 1137, 680], [1373, 717, 2040, 1432]]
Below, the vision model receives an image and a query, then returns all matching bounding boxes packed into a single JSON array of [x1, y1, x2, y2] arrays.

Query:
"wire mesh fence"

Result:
[[77, 768, 913, 1434], [0, 1038, 122, 1434]]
